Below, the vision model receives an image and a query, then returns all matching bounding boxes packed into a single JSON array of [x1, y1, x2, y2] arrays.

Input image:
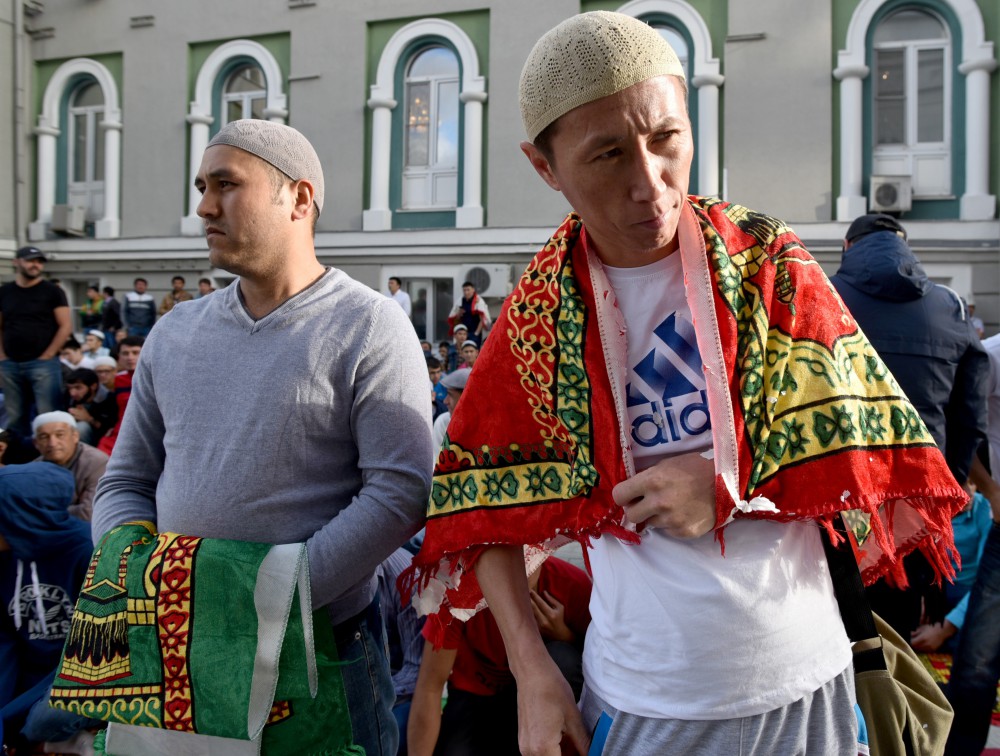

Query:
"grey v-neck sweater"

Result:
[[93, 268, 434, 624]]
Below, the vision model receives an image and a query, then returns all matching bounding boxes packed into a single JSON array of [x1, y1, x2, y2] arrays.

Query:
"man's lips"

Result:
[[204, 226, 224, 237]]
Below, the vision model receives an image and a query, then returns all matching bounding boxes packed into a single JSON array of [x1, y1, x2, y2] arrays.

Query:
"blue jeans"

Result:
[[334, 597, 398, 756], [0, 358, 64, 438], [946, 521, 1000, 756], [21, 686, 103, 743], [126, 325, 151, 338]]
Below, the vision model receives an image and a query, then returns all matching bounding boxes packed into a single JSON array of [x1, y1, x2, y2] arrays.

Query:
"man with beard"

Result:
[[93, 119, 432, 754], [0, 247, 72, 446]]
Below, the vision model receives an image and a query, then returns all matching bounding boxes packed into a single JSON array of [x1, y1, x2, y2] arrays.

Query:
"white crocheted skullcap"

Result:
[[32, 411, 78, 435], [519, 11, 686, 141], [93, 356, 118, 369], [207, 119, 325, 215]]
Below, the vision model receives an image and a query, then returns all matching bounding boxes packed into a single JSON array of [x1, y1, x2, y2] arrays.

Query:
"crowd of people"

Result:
[[1, 10, 999, 756]]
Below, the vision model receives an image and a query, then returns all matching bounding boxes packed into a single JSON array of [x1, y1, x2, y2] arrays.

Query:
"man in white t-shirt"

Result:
[[410, 11, 964, 756], [470, 13, 855, 755], [388, 276, 412, 318]]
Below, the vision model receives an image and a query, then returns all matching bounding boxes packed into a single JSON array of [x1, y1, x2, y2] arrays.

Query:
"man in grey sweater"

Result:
[[92, 119, 434, 755]]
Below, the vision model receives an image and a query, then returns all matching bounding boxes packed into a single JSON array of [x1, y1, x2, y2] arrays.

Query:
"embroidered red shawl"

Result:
[[405, 198, 966, 620]]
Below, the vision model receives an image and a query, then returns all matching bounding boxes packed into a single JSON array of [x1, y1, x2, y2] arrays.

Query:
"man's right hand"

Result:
[[515, 657, 590, 756]]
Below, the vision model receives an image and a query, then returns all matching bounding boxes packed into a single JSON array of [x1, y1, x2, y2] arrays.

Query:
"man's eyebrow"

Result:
[[194, 168, 239, 186]]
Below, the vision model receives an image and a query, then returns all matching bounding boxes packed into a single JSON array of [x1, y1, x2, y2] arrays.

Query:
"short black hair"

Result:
[[389, 276, 402, 286], [198, 278, 212, 286], [62, 336, 82, 350], [172, 275, 185, 284], [103, 285, 115, 296], [66, 367, 99, 387], [119, 335, 145, 348], [134, 277, 147, 285], [426, 357, 442, 370], [462, 281, 476, 289], [438, 340, 451, 349]]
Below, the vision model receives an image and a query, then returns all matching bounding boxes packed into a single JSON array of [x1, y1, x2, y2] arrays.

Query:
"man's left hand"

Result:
[[612, 450, 716, 538], [530, 589, 574, 643]]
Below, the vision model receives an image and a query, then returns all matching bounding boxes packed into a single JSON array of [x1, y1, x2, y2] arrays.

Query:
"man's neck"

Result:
[[238, 260, 327, 320], [15, 274, 42, 288]]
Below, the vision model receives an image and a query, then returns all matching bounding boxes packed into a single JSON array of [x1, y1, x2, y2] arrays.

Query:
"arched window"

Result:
[[403, 46, 460, 209], [648, 23, 690, 78], [871, 9, 951, 196], [222, 64, 267, 125], [67, 79, 106, 220]]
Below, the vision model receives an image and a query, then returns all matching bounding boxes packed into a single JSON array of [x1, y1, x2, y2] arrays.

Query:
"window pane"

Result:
[[917, 48, 944, 143], [73, 81, 103, 108], [436, 80, 459, 168], [73, 113, 88, 182], [873, 9, 945, 44], [249, 95, 266, 120], [406, 81, 430, 167], [874, 49, 905, 145], [226, 65, 266, 94], [227, 99, 243, 125], [408, 47, 458, 78]]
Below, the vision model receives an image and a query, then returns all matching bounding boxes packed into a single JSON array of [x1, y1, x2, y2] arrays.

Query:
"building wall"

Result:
[[6, 0, 999, 333]]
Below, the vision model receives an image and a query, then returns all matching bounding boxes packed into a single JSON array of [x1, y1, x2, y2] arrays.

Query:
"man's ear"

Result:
[[521, 141, 561, 192], [289, 179, 316, 221]]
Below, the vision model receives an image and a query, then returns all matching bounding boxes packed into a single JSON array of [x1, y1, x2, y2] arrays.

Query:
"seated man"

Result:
[[32, 412, 109, 521], [431, 369, 469, 452], [0, 464, 100, 754], [459, 340, 479, 371], [92, 356, 118, 393], [408, 555, 590, 756], [81, 330, 110, 362], [64, 368, 118, 446]]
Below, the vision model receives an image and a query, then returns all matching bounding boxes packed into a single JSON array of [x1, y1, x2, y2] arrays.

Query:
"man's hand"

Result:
[[612, 450, 716, 537], [530, 589, 574, 643], [910, 620, 957, 652], [515, 657, 590, 756]]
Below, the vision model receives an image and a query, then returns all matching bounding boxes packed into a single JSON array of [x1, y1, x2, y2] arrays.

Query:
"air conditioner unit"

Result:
[[50, 204, 87, 236], [459, 264, 512, 298], [869, 175, 912, 213]]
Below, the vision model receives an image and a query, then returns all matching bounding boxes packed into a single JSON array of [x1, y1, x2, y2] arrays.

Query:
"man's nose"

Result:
[[629, 149, 667, 203]]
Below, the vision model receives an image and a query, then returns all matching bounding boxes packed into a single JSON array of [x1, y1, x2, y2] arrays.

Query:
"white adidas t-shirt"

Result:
[[584, 251, 851, 720]]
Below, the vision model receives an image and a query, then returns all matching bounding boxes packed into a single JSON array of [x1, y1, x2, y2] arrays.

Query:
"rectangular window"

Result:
[[73, 113, 88, 182], [874, 49, 905, 145], [436, 80, 459, 167], [916, 48, 944, 143]]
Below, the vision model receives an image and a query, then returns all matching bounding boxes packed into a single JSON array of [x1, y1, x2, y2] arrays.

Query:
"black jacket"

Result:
[[831, 231, 988, 482]]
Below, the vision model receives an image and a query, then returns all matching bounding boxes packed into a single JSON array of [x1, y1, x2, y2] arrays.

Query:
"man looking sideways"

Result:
[[93, 119, 432, 754]]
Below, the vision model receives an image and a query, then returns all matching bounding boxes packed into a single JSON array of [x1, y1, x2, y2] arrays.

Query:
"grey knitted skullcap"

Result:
[[207, 119, 325, 215], [519, 11, 685, 142]]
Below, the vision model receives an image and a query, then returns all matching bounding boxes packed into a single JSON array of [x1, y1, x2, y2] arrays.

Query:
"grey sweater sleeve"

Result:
[[305, 298, 433, 610], [91, 352, 163, 543]]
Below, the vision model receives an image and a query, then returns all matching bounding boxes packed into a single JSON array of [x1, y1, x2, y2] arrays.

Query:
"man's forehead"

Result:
[[197, 144, 265, 178], [37, 422, 74, 435]]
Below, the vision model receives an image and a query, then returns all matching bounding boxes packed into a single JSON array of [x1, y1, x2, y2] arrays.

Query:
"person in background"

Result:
[[96, 335, 144, 456], [0, 247, 72, 447], [32, 411, 108, 522], [158, 275, 193, 317], [447, 281, 491, 346], [196, 278, 216, 298], [122, 278, 156, 337], [77, 284, 103, 332], [92, 356, 118, 394], [64, 367, 118, 446], [388, 277, 413, 318], [100, 286, 122, 350], [81, 330, 109, 363]]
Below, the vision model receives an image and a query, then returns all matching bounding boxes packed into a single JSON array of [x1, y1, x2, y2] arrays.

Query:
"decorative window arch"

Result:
[[835, 0, 996, 220], [618, 0, 723, 197], [364, 18, 487, 231], [29, 58, 122, 241], [181, 39, 288, 236]]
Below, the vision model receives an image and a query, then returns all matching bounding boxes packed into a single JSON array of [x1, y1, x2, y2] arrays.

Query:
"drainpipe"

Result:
[[12, 0, 25, 246]]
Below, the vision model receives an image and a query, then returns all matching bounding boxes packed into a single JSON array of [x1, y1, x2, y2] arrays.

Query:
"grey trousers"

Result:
[[579, 665, 858, 756]]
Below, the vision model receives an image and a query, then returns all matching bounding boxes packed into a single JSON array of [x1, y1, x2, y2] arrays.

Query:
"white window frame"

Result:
[[835, 0, 996, 220], [402, 46, 460, 210], [30, 58, 122, 241], [872, 13, 952, 197], [67, 82, 107, 220], [365, 18, 487, 230], [181, 40, 288, 236], [221, 64, 268, 126]]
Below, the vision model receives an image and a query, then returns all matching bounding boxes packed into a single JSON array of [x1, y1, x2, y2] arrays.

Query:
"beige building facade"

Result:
[[2, 0, 997, 339]]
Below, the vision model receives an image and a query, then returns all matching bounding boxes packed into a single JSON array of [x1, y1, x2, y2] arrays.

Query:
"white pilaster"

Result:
[[29, 122, 60, 241], [959, 58, 997, 220], [181, 112, 214, 236], [834, 65, 869, 221], [363, 97, 396, 231], [94, 113, 122, 238], [691, 74, 723, 197], [457, 90, 487, 228]]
